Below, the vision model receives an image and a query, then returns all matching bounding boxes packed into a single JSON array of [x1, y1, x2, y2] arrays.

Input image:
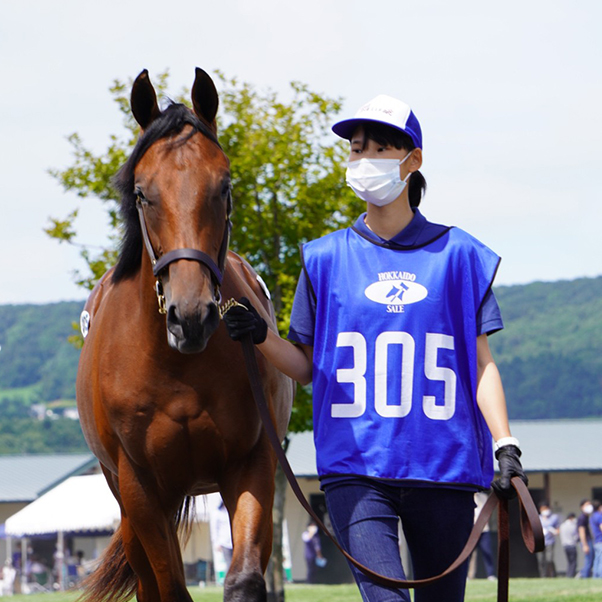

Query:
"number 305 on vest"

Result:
[[334, 331, 456, 421]]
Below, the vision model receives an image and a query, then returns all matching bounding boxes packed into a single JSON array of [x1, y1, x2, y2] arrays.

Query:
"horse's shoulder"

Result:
[[80, 268, 116, 337], [225, 251, 273, 317]]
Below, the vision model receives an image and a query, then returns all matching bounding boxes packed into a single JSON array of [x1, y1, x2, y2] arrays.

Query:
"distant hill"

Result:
[[0, 301, 83, 403], [490, 277, 602, 419], [0, 300, 85, 453], [0, 275, 601, 424]]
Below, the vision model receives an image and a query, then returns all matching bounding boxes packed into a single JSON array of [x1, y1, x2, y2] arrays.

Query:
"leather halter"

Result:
[[136, 195, 231, 314]]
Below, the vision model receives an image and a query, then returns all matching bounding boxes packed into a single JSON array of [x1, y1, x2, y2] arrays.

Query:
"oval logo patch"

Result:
[[364, 280, 428, 306]]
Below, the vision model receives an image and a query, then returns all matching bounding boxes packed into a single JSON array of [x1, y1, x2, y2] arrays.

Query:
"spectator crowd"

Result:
[[534, 498, 602, 579]]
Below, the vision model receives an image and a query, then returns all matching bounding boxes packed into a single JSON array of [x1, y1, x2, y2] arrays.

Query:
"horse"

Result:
[[76, 68, 294, 602]]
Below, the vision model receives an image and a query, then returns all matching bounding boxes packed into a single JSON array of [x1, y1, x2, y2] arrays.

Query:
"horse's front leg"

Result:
[[117, 455, 192, 602], [220, 436, 276, 602], [101, 466, 161, 602]]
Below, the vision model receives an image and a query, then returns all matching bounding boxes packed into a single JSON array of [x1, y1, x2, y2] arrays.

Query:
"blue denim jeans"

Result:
[[580, 539, 594, 577], [323, 478, 475, 602], [593, 542, 602, 578]]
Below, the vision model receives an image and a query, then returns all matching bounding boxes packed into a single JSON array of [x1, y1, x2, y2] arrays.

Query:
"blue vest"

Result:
[[302, 226, 500, 489]]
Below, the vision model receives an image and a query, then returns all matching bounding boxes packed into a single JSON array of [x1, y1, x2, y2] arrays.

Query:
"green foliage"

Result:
[[0, 396, 32, 419], [216, 75, 362, 313], [0, 302, 82, 396], [490, 277, 602, 419], [46, 71, 363, 434], [0, 384, 43, 406], [0, 302, 87, 452], [0, 417, 87, 454]]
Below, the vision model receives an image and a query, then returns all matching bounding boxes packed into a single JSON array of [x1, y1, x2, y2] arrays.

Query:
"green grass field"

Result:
[[7, 579, 602, 602]]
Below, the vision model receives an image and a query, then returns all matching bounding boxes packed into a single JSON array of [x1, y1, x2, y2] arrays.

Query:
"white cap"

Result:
[[332, 94, 423, 149]]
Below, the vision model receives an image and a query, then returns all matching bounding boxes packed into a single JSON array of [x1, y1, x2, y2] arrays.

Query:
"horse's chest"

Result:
[[105, 381, 261, 467]]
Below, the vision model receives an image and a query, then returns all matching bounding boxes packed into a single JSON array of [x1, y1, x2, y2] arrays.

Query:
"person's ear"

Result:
[[409, 148, 423, 172]]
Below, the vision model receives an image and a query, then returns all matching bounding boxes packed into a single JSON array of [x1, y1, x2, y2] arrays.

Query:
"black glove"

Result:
[[492, 445, 528, 500], [222, 297, 268, 344]]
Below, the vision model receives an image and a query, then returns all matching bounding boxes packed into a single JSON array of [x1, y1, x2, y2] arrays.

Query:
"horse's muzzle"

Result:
[[165, 301, 220, 353]]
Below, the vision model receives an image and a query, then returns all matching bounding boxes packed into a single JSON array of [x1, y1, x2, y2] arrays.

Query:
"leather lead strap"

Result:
[[238, 333, 544, 598], [497, 497, 510, 601]]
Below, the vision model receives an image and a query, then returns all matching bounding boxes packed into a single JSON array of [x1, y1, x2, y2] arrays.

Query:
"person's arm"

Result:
[[477, 333, 528, 497], [579, 524, 590, 552], [476, 333, 511, 440], [257, 330, 313, 386]]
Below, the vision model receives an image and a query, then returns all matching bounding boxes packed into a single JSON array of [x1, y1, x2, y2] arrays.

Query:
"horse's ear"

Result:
[[192, 67, 219, 133], [131, 70, 161, 130]]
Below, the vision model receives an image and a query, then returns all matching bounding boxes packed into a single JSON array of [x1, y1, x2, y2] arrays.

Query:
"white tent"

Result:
[[5, 474, 120, 537], [4, 474, 121, 593], [4, 474, 217, 591], [4, 474, 218, 537]]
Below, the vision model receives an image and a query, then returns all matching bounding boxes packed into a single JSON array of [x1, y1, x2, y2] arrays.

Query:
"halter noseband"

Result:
[[136, 195, 231, 314]]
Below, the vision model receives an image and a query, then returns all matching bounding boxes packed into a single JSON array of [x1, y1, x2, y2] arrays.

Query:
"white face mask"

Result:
[[541, 509, 551, 517], [346, 153, 413, 207], [584, 504, 594, 515]]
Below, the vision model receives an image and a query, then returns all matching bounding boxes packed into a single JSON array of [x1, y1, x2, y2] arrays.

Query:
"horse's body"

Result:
[[77, 69, 293, 602]]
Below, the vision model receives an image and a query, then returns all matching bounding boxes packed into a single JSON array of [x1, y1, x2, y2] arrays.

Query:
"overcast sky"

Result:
[[1, 0, 600, 305]]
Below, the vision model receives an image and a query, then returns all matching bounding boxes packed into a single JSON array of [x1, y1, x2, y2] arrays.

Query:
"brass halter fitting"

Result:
[[155, 280, 167, 315], [218, 298, 247, 320]]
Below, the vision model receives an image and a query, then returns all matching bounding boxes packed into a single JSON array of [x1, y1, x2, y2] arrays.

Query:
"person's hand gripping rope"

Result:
[[492, 444, 528, 500], [222, 297, 268, 344]]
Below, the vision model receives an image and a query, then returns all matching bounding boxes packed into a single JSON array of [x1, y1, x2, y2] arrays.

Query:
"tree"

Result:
[[47, 70, 363, 599]]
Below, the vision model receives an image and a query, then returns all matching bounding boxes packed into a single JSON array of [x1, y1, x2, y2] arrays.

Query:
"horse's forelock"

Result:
[[112, 103, 221, 284]]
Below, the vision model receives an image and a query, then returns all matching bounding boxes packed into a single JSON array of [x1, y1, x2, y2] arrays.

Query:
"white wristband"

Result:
[[494, 436, 520, 452]]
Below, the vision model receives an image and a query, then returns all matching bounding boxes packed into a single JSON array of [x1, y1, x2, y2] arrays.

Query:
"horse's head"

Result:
[[113, 69, 231, 354]]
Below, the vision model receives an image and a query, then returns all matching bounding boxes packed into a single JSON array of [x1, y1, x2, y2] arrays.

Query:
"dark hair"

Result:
[[593, 500, 602, 511], [356, 121, 427, 209], [567, 513, 576, 519]]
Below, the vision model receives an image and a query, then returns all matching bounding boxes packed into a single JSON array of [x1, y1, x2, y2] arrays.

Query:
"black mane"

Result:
[[112, 103, 221, 283]]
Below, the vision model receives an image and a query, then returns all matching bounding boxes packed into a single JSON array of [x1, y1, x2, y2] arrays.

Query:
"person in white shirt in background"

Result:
[[559, 513, 579, 578], [538, 502, 560, 577]]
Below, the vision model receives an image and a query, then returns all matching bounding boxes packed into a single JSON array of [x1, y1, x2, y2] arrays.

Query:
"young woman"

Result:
[[224, 94, 527, 602]]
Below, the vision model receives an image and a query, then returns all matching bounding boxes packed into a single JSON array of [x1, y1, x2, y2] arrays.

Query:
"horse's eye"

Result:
[[221, 181, 231, 198], [135, 188, 148, 205]]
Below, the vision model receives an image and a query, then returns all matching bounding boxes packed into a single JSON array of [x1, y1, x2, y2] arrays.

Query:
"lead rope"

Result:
[[220, 301, 544, 598]]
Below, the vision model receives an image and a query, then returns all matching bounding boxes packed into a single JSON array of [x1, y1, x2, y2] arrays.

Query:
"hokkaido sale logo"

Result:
[[364, 271, 428, 313]]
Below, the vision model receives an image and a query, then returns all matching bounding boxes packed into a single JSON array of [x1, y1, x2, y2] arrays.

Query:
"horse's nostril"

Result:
[[167, 304, 180, 325], [206, 302, 219, 324], [165, 301, 221, 354]]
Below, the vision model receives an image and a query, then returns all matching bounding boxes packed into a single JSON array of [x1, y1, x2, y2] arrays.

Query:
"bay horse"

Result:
[[76, 68, 293, 602]]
